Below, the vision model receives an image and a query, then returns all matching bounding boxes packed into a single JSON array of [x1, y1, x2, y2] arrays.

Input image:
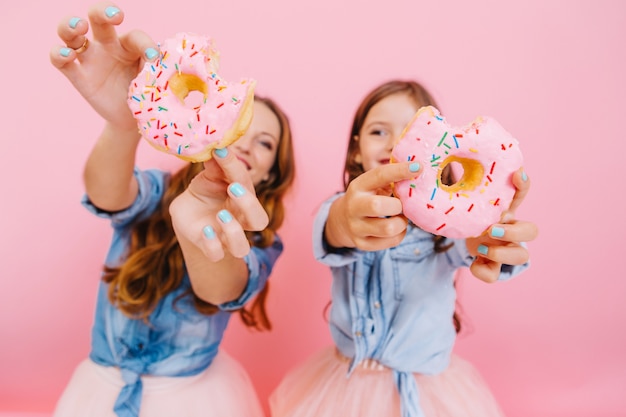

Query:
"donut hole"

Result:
[[168, 73, 208, 109], [440, 162, 461, 186], [438, 156, 484, 193], [183, 90, 206, 109]]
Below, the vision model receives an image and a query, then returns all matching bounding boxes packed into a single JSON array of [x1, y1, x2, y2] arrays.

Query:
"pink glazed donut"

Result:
[[391, 106, 523, 239], [128, 33, 256, 162]]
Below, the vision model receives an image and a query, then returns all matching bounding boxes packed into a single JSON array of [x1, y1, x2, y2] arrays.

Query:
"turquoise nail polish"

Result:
[[69, 17, 81, 29], [229, 183, 246, 197], [215, 148, 228, 158], [491, 226, 505, 238], [145, 47, 158, 60], [522, 171, 528, 182], [60, 47, 72, 57], [218, 210, 233, 224], [477, 244, 489, 256], [203, 225, 216, 239], [409, 162, 420, 172], [105, 6, 120, 18]]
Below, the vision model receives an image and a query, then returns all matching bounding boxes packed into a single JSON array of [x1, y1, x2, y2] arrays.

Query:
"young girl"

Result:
[[50, 4, 295, 417], [270, 80, 538, 417]]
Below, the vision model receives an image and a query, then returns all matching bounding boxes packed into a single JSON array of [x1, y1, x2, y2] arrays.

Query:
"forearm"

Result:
[[83, 122, 142, 211], [179, 235, 250, 305]]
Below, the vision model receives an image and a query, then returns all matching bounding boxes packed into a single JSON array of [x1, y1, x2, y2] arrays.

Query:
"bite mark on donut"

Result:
[[127, 33, 256, 163]]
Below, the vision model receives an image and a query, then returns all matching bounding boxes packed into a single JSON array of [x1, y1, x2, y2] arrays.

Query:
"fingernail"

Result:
[[60, 47, 72, 57], [203, 225, 216, 239], [491, 226, 505, 238], [522, 170, 528, 182], [105, 6, 120, 18], [215, 148, 228, 158], [477, 244, 489, 256], [69, 17, 81, 29], [145, 47, 158, 60], [409, 162, 420, 172], [229, 183, 246, 197], [218, 209, 233, 224]]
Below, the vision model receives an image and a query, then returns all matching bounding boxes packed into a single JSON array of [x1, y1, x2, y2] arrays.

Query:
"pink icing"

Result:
[[392, 106, 523, 238], [127, 32, 255, 162]]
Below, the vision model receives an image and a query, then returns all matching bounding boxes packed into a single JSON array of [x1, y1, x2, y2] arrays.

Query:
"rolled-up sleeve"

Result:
[[219, 236, 283, 311], [81, 168, 167, 229], [312, 193, 361, 267]]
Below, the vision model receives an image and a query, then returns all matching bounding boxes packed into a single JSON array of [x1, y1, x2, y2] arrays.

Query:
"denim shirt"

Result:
[[313, 193, 528, 417], [83, 168, 282, 417]]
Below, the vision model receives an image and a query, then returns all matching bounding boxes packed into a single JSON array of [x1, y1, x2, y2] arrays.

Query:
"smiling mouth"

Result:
[[380, 158, 390, 165]]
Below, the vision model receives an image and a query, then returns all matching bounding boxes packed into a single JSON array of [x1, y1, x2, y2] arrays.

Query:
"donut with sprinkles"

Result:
[[391, 106, 523, 239], [127, 32, 255, 162]]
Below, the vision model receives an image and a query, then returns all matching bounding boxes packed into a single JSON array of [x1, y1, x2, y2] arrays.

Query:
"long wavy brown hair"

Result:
[[102, 96, 295, 331], [343, 79, 462, 333]]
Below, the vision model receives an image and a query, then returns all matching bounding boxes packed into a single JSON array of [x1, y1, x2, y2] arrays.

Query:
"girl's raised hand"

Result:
[[466, 169, 539, 282], [326, 162, 421, 251], [49, 2, 158, 130]]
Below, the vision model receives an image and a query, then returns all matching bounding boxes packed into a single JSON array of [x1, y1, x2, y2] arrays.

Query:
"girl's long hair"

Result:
[[343, 80, 462, 332], [102, 96, 295, 331]]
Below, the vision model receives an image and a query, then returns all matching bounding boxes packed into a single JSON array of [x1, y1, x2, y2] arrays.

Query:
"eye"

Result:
[[367, 128, 389, 138], [255, 136, 275, 151]]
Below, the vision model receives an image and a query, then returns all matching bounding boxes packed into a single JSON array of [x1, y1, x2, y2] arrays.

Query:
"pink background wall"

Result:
[[1, 0, 624, 416]]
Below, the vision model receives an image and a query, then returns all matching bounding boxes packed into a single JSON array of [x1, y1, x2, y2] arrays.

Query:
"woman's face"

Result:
[[231, 101, 281, 186], [355, 92, 419, 173]]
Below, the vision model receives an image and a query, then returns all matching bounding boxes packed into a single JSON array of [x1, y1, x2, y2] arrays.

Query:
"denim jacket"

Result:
[[313, 192, 528, 417], [83, 168, 281, 417]]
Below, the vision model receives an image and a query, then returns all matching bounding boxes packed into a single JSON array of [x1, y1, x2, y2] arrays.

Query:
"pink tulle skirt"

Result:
[[269, 346, 505, 417], [53, 350, 264, 417]]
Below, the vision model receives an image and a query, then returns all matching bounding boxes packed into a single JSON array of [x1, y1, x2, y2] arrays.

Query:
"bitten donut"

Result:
[[127, 32, 256, 162], [391, 106, 523, 239]]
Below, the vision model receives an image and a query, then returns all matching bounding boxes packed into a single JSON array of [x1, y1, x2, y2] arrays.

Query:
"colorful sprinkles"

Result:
[[127, 33, 253, 161], [392, 106, 523, 238]]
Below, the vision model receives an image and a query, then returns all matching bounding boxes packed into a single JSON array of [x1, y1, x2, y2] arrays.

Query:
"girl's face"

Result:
[[231, 101, 281, 186], [355, 92, 419, 172]]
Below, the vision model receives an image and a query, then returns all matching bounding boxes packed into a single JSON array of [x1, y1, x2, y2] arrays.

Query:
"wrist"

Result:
[[325, 197, 355, 249], [102, 122, 141, 142]]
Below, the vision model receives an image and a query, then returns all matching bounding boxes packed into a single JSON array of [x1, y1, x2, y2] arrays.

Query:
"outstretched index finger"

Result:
[[354, 161, 422, 194]]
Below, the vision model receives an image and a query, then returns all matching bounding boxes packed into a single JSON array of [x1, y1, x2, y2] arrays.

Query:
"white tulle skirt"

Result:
[[53, 350, 264, 417], [269, 346, 505, 417]]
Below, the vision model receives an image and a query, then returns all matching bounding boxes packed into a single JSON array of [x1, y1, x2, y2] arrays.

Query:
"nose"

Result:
[[233, 134, 252, 153], [386, 134, 396, 151]]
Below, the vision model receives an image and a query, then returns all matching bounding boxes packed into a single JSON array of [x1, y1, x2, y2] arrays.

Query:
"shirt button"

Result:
[[414, 248, 421, 255], [355, 331, 362, 337], [374, 301, 381, 309]]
